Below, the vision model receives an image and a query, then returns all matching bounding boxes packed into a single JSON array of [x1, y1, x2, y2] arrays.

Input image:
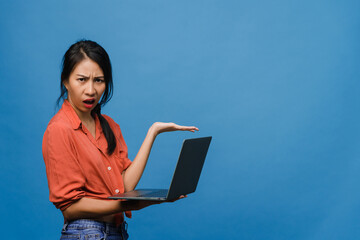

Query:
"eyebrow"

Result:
[[76, 74, 104, 78]]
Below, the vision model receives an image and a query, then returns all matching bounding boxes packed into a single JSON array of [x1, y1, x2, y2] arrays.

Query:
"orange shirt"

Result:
[[42, 100, 132, 222]]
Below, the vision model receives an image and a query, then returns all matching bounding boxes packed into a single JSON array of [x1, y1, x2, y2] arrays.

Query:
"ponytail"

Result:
[[92, 104, 116, 155]]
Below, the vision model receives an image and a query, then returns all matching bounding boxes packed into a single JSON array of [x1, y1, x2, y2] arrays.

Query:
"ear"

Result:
[[63, 80, 69, 91]]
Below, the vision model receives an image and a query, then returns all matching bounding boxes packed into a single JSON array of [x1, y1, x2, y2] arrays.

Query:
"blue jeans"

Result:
[[60, 219, 129, 240]]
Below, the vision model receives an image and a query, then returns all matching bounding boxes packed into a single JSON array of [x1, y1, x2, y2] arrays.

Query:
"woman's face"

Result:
[[64, 58, 106, 118]]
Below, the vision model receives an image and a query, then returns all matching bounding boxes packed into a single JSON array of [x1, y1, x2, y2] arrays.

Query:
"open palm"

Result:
[[152, 122, 199, 135]]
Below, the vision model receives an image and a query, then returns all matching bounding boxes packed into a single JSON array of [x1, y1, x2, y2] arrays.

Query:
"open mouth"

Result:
[[83, 99, 95, 104], [83, 99, 96, 108]]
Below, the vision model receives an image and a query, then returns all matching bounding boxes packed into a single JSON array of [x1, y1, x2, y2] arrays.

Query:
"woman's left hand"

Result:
[[151, 122, 199, 135]]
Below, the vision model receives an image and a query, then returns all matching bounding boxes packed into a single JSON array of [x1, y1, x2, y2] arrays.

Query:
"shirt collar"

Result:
[[62, 100, 82, 130], [61, 100, 103, 139]]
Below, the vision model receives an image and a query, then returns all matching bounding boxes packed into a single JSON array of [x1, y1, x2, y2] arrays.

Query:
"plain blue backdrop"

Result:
[[1, 0, 360, 239]]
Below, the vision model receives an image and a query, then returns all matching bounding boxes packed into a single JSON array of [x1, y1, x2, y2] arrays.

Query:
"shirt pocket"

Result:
[[113, 155, 126, 173]]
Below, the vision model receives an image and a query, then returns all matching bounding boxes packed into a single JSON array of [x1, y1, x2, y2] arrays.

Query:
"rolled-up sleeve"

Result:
[[42, 123, 86, 211]]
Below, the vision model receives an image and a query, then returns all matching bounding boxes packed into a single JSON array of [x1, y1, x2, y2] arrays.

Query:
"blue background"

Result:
[[1, 0, 360, 239]]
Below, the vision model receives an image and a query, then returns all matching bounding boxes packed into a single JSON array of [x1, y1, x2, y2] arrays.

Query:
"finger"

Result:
[[179, 126, 199, 131], [167, 196, 185, 202]]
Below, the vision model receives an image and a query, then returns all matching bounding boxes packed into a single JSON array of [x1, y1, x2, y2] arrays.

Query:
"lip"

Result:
[[83, 98, 96, 109]]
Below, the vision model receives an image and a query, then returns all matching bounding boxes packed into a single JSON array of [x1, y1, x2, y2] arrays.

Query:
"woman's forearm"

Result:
[[62, 197, 161, 221], [62, 197, 129, 220], [122, 125, 158, 192]]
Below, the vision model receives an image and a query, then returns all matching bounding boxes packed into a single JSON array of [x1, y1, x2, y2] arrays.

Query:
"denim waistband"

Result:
[[62, 219, 128, 234]]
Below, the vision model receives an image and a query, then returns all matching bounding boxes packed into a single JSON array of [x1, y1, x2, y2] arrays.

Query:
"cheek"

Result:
[[67, 83, 83, 99], [99, 85, 106, 96]]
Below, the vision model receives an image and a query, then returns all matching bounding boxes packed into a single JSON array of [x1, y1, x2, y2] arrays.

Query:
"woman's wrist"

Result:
[[120, 199, 141, 211], [120, 199, 160, 212], [149, 122, 160, 137]]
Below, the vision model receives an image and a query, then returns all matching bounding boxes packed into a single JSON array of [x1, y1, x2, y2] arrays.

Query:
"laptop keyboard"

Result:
[[137, 189, 168, 198]]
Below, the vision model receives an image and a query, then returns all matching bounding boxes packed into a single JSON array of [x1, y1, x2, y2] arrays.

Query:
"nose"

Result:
[[85, 80, 96, 96]]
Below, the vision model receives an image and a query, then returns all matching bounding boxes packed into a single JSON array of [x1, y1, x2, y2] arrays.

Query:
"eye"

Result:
[[77, 78, 86, 82], [95, 78, 105, 83]]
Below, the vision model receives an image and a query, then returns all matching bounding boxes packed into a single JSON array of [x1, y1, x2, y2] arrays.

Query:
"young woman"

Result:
[[42, 40, 198, 240]]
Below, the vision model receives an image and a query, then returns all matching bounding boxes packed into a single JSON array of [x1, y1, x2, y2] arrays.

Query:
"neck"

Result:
[[66, 99, 94, 123], [78, 112, 94, 124]]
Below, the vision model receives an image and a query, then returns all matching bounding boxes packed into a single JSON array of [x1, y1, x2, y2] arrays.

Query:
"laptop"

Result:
[[108, 136, 212, 201]]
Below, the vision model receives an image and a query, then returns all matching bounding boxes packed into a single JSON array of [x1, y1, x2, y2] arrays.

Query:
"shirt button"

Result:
[[108, 166, 111, 171], [115, 189, 119, 193]]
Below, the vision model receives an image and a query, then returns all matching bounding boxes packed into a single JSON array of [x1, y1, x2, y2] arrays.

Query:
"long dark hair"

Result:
[[57, 40, 116, 155]]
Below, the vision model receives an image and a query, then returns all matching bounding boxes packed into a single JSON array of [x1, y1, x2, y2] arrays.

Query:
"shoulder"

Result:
[[42, 115, 76, 155], [44, 111, 74, 139], [102, 114, 116, 124], [102, 114, 120, 129], [101, 114, 125, 137]]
